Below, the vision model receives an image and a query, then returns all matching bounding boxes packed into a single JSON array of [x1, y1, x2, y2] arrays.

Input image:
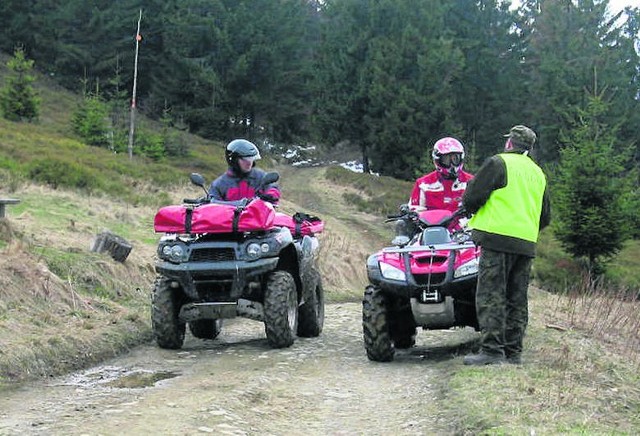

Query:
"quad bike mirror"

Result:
[[190, 173, 206, 188], [190, 173, 209, 196]]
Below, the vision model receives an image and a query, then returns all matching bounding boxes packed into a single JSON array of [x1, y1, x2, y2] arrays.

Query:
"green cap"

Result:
[[504, 125, 536, 149]]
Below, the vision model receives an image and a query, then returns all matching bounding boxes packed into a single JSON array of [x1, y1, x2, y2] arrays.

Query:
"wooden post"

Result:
[[128, 9, 142, 161]]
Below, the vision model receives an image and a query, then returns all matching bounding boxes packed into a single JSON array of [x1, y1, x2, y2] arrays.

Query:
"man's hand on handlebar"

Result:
[[257, 192, 278, 203]]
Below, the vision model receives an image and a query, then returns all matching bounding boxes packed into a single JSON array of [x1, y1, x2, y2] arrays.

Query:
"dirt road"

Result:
[[0, 303, 477, 435]]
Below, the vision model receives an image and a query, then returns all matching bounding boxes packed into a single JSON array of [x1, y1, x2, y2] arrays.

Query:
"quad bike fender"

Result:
[[276, 235, 321, 306], [295, 236, 322, 305]]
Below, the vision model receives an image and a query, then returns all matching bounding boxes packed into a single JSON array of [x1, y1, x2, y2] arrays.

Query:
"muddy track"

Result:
[[0, 303, 477, 435]]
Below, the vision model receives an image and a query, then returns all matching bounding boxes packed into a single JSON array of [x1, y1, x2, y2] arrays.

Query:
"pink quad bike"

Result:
[[363, 207, 480, 362], [152, 171, 325, 350]]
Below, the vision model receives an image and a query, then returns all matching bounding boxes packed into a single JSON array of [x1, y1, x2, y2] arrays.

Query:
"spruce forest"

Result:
[[1, 0, 638, 169], [1, 0, 639, 274]]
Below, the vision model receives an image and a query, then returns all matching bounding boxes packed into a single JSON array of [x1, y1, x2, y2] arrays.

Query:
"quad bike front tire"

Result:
[[189, 319, 223, 340], [297, 273, 325, 337], [151, 276, 186, 349], [263, 270, 298, 348], [362, 285, 394, 362], [389, 306, 416, 349]]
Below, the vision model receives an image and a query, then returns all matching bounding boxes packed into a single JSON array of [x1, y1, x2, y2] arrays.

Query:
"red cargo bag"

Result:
[[273, 212, 324, 238], [154, 199, 276, 234]]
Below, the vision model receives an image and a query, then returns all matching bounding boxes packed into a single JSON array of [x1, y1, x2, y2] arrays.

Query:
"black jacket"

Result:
[[462, 153, 551, 257]]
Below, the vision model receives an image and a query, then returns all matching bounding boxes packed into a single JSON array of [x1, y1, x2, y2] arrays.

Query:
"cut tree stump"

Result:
[[91, 231, 133, 262]]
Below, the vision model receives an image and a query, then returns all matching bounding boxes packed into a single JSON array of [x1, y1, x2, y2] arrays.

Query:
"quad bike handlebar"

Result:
[[386, 205, 469, 230]]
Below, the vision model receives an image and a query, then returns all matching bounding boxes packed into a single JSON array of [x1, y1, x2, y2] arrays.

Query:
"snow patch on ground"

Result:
[[268, 141, 366, 173]]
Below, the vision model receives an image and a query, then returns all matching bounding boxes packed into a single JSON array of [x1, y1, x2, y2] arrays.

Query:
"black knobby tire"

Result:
[[263, 270, 298, 348], [189, 319, 223, 340], [151, 276, 186, 349], [362, 285, 394, 362], [297, 274, 325, 338], [389, 307, 416, 349]]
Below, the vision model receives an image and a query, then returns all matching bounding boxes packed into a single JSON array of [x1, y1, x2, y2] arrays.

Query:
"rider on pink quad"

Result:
[[409, 137, 474, 212], [397, 137, 474, 238]]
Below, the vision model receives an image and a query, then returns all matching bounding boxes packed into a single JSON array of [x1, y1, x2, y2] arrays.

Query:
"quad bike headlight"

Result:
[[454, 258, 479, 278], [246, 243, 262, 260], [379, 262, 406, 282], [245, 242, 273, 260], [159, 243, 189, 263], [169, 244, 188, 262]]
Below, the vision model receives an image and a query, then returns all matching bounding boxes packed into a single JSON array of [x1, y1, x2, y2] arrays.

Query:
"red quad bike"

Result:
[[152, 171, 325, 349], [363, 207, 480, 362]]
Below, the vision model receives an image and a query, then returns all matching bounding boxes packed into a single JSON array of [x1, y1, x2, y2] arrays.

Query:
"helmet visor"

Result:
[[439, 153, 462, 168], [240, 155, 259, 163]]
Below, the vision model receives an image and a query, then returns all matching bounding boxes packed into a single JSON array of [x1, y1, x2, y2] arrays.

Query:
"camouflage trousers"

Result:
[[475, 248, 533, 357]]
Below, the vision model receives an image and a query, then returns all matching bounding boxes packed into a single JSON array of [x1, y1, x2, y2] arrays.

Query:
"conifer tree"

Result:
[[552, 94, 635, 277], [0, 47, 40, 122]]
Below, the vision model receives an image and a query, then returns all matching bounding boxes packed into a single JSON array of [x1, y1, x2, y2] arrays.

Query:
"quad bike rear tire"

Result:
[[189, 319, 223, 340], [263, 270, 298, 348], [151, 276, 186, 349], [362, 285, 394, 362], [297, 274, 325, 337]]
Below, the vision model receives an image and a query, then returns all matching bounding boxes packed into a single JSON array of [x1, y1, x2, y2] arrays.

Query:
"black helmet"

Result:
[[225, 139, 261, 173]]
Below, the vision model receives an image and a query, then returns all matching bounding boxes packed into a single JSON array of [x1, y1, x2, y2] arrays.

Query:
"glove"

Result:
[[258, 192, 278, 203], [457, 206, 472, 219]]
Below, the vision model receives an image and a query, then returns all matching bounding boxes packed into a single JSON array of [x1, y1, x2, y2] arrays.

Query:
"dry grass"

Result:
[[0, 184, 157, 383], [0, 168, 388, 383], [549, 275, 640, 365]]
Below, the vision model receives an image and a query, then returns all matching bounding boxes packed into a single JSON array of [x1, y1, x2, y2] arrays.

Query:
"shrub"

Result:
[[72, 95, 110, 148], [135, 129, 166, 161], [27, 158, 98, 190]]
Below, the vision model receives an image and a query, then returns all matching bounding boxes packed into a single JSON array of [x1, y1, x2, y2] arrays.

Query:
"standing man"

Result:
[[462, 125, 551, 365]]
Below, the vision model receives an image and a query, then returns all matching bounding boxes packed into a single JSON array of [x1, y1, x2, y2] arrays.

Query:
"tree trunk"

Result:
[[361, 145, 370, 174]]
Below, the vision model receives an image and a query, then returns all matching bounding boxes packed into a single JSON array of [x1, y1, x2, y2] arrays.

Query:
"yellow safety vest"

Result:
[[469, 153, 546, 242]]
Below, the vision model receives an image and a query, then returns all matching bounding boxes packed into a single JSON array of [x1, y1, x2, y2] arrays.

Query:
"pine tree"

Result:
[[0, 47, 40, 122], [552, 94, 635, 277]]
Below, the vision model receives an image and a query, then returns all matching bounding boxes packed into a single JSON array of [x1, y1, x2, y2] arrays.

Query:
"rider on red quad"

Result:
[[209, 139, 281, 204], [410, 137, 474, 212], [397, 137, 474, 237]]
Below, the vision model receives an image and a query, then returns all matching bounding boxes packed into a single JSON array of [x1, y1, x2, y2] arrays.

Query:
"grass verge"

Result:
[[444, 287, 640, 434]]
